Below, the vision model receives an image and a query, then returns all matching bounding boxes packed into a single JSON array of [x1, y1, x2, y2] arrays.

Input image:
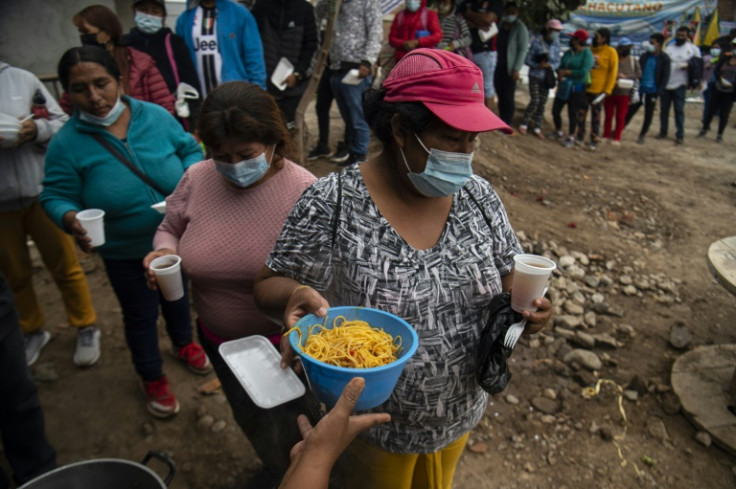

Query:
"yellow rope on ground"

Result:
[[583, 379, 643, 477]]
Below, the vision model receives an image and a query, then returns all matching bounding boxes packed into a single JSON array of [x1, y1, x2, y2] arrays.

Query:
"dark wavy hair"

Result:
[[198, 82, 294, 160], [362, 88, 441, 146], [73, 5, 130, 93], [58, 45, 121, 93]]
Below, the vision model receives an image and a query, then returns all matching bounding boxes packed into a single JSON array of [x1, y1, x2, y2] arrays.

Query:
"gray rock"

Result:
[[573, 370, 597, 387], [590, 293, 606, 304], [540, 414, 557, 424], [573, 331, 595, 349], [616, 324, 635, 337], [572, 252, 590, 266], [660, 392, 682, 415], [619, 275, 633, 285], [554, 327, 575, 341], [566, 265, 586, 279], [584, 275, 600, 288], [645, 416, 670, 443], [622, 285, 638, 296], [531, 396, 561, 414], [559, 255, 576, 268], [669, 321, 692, 350], [213, 393, 228, 405], [570, 292, 586, 306], [528, 338, 541, 349], [564, 302, 585, 315], [505, 394, 520, 405], [33, 362, 58, 382], [634, 277, 652, 290], [563, 349, 602, 371], [592, 333, 619, 349], [605, 260, 616, 271], [695, 431, 712, 447], [211, 420, 227, 433], [542, 388, 557, 400], [555, 315, 584, 329], [600, 275, 614, 286], [583, 311, 597, 328], [197, 415, 215, 429], [623, 390, 639, 402], [195, 405, 208, 418]]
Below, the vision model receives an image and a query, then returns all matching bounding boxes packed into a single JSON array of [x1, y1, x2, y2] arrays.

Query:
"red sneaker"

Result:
[[142, 376, 179, 418], [172, 342, 212, 375]]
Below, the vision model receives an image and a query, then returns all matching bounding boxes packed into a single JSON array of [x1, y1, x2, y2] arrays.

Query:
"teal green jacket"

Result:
[[42, 96, 202, 260], [501, 19, 530, 75], [559, 47, 595, 87]]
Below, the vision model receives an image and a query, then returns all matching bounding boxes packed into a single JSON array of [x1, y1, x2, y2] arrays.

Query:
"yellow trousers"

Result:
[[0, 200, 96, 333], [342, 432, 470, 489]]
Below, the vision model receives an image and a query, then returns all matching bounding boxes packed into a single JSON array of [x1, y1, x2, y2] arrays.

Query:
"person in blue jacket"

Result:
[[41, 46, 210, 420], [176, 0, 266, 97]]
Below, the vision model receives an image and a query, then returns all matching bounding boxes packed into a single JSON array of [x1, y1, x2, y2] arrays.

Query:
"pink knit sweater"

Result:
[[153, 159, 316, 341]]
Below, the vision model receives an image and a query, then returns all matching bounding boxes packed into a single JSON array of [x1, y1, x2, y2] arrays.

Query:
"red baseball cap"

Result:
[[570, 28, 589, 43], [382, 48, 511, 134]]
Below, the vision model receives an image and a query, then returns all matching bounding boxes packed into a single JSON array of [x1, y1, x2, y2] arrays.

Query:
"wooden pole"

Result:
[[293, 0, 343, 163]]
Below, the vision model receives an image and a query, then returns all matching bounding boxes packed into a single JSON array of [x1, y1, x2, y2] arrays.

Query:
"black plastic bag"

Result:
[[476, 292, 519, 394]]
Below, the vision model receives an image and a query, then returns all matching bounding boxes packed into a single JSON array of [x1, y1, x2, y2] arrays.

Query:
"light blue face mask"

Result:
[[549, 31, 560, 41], [711, 48, 722, 57], [79, 96, 126, 126], [503, 15, 518, 23], [406, 0, 421, 12], [214, 147, 273, 188], [135, 11, 163, 35], [400, 134, 473, 198]]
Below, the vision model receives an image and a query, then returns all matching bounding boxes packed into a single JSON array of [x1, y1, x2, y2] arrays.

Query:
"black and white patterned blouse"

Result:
[[266, 165, 521, 453]]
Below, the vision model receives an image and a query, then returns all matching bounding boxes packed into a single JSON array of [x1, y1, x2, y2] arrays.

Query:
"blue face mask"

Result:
[[549, 31, 560, 41], [79, 96, 126, 126], [214, 147, 273, 188], [503, 15, 518, 23], [711, 48, 722, 57], [135, 11, 163, 35], [400, 134, 473, 198], [406, 0, 421, 12]]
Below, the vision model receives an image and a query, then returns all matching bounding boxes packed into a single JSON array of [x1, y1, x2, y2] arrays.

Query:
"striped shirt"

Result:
[[266, 165, 521, 453], [192, 5, 222, 96]]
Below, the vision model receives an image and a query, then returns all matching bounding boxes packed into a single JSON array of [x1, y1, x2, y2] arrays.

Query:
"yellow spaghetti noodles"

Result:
[[285, 316, 402, 368]]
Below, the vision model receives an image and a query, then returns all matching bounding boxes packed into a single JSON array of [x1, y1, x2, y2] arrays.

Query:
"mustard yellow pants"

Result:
[[0, 200, 96, 333], [342, 432, 470, 489]]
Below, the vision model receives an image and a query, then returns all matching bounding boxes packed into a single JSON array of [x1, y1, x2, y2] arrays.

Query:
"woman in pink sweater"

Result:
[[143, 82, 316, 486]]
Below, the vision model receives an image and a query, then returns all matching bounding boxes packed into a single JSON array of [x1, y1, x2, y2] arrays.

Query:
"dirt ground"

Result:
[[3, 89, 736, 489]]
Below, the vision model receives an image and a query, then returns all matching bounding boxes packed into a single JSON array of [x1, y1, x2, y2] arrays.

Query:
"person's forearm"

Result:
[[279, 453, 332, 489], [254, 272, 302, 325]]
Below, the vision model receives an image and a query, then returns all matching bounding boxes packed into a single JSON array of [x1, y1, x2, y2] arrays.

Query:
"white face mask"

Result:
[[135, 11, 163, 35], [79, 96, 126, 126]]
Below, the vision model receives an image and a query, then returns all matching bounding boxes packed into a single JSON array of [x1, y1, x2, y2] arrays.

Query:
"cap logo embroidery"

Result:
[[471, 82, 481, 94]]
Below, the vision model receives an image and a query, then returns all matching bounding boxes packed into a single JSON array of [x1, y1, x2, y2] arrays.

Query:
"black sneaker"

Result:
[[341, 152, 366, 166], [675, 136, 683, 145], [330, 144, 350, 163], [636, 136, 645, 144], [697, 129, 707, 138], [306, 144, 331, 161], [716, 134, 723, 143], [655, 133, 667, 140]]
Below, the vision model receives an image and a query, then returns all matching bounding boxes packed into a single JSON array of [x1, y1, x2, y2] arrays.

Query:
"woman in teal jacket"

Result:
[[41, 46, 208, 419], [549, 29, 595, 147]]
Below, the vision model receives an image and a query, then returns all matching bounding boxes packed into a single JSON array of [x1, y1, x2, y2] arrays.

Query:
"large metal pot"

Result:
[[18, 451, 175, 489]]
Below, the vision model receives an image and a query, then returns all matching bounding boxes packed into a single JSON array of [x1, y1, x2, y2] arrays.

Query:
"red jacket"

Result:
[[61, 47, 175, 115], [389, 0, 443, 61]]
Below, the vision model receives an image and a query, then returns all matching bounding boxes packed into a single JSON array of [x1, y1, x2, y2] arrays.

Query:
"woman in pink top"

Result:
[[143, 82, 316, 486]]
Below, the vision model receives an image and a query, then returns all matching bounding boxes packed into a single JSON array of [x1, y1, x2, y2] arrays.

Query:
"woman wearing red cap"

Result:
[[389, 0, 443, 61], [255, 48, 551, 489]]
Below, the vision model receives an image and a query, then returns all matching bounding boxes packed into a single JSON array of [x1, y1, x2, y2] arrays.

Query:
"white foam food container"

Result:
[[219, 335, 305, 409], [151, 201, 166, 214]]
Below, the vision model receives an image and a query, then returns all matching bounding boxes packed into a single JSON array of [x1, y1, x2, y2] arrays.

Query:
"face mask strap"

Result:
[[413, 133, 431, 155]]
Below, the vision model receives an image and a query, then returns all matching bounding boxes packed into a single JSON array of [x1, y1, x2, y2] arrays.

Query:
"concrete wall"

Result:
[[0, 0, 136, 78]]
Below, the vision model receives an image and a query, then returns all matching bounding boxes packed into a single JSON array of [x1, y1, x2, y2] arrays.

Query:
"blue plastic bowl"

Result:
[[289, 306, 419, 410]]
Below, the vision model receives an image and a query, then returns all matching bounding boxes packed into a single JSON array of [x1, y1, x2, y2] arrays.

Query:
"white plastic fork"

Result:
[[503, 286, 548, 350]]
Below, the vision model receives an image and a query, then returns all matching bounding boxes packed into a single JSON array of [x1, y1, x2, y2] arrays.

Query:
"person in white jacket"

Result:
[[0, 62, 100, 368]]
